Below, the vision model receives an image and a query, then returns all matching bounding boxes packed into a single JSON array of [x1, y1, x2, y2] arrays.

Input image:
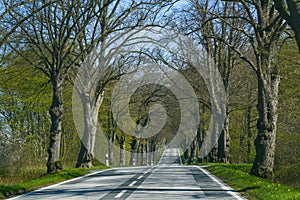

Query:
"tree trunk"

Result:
[[119, 134, 126, 166], [142, 143, 147, 166], [217, 109, 230, 163], [250, 70, 280, 178], [183, 148, 189, 163], [150, 141, 155, 165], [247, 106, 253, 154], [274, 0, 300, 53], [130, 137, 138, 166], [47, 78, 63, 173], [107, 110, 116, 166], [108, 136, 115, 166], [288, 0, 300, 53], [208, 146, 218, 163], [147, 141, 151, 165], [136, 139, 141, 165], [189, 140, 196, 164], [76, 91, 104, 168]]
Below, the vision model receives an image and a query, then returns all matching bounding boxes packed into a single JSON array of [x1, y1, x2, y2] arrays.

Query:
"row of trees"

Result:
[[0, 0, 300, 183]]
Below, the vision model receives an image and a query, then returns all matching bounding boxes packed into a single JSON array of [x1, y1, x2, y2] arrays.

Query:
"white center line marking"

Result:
[[137, 175, 143, 179], [129, 180, 137, 187], [114, 190, 127, 199]]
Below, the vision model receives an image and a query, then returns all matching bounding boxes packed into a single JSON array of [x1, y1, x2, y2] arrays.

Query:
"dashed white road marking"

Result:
[[129, 181, 137, 187], [137, 175, 143, 180], [114, 189, 127, 198]]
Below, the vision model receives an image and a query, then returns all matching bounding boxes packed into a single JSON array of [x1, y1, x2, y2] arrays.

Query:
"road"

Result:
[[9, 148, 245, 199]]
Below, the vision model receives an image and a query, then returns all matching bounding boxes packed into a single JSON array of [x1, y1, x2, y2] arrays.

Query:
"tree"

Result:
[[4, 1, 102, 173], [273, 0, 300, 53], [200, 0, 286, 178], [73, 1, 175, 168], [178, 0, 247, 163]]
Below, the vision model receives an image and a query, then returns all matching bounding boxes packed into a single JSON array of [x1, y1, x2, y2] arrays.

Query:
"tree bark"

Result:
[[217, 109, 230, 163], [142, 145, 147, 166], [108, 136, 115, 166], [150, 141, 155, 165], [247, 106, 253, 155], [250, 64, 280, 178], [107, 109, 116, 166], [189, 139, 197, 164], [47, 77, 63, 173], [147, 141, 151, 165], [119, 134, 126, 166], [76, 90, 104, 168], [136, 139, 141, 165], [130, 137, 138, 166], [274, 0, 300, 53], [287, 0, 300, 53]]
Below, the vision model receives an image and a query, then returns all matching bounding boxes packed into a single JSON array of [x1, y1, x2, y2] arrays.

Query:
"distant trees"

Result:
[[73, 1, 174, 168], [187, 0, 246, 163], [0, 59, 51, 175]]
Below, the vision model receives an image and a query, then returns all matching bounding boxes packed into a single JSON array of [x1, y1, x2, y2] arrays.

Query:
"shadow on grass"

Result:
[[237, 186, 260, 192]]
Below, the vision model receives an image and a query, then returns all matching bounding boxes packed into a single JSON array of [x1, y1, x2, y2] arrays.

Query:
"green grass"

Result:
[[204, 163, 300, 200], [0, 166, 109, 199]]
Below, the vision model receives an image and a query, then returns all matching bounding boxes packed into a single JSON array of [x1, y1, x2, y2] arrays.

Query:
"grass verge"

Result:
[[0, 166, 109, 199], [204, 163, 300, 200]]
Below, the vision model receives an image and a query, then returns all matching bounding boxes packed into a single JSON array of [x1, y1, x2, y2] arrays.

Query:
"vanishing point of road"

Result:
[[9, 148, 245, 199]]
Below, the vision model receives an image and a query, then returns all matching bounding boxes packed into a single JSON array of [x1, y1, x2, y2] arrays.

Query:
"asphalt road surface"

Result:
[[9, 148, 245, 199]]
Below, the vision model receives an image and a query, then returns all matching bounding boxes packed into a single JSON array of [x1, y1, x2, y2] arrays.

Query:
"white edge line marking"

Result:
[[114, 189, 127, 198], [8, 168, 116, 200], [129, 180, 137, 187], [197, 166, 246, 200]]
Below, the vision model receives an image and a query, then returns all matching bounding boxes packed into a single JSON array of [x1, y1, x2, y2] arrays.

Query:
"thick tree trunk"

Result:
[[250, 71, 280, 178], [217, 110, 230, 163], [76, 141, 93, 168], [76, 101, 93, 168], [208, 146, 218, 162], [47, 78, 63, 173], [76, 92, 103, 168]]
